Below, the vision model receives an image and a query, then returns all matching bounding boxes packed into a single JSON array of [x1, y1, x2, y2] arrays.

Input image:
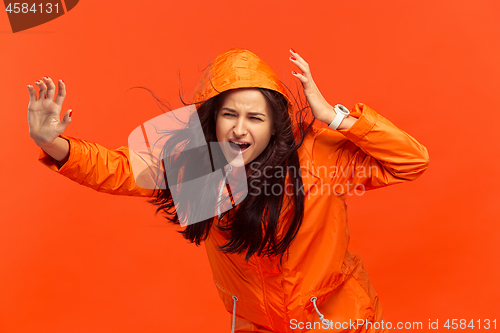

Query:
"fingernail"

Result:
[[36, 80, 40, 83], [290, 56, 296, 61], [69, 110, 73, 117], [292, 71, 298, 75], [43, 76, 48, 79], [290, 48, 296, 53]]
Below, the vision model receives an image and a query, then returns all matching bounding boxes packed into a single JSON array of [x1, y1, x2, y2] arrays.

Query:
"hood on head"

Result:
[[193, 48, 293, 115]]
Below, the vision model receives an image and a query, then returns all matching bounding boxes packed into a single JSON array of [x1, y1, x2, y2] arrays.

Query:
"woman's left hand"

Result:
[[289, 49, 335, 125]]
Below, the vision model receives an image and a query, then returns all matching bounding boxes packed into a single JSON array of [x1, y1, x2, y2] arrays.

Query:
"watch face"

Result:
[[335, 104, 350, 115]]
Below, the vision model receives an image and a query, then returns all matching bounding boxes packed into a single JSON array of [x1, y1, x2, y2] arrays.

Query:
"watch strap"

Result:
[[328, 104, 349, 130]]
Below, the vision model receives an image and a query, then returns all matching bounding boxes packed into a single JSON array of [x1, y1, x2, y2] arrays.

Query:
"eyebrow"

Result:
[[221, 107, 267, 117]]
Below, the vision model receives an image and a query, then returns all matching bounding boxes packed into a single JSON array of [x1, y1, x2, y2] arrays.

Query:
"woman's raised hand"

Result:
[[289, 49, 336, 125], [27, 77, 72, 145]]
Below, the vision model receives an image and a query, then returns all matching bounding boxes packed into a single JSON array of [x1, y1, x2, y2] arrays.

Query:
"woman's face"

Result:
[[215, 88, 275, 166]]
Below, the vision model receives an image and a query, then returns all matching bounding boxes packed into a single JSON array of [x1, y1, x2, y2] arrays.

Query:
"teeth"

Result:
[[231, 141, 249, 146]]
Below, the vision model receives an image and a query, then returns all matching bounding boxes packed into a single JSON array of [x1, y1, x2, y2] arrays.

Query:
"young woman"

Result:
[[28, 48, 429, 332]]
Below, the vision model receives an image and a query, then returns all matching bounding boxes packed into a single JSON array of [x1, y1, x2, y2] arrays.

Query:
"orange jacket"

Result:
[[38, 49, 429, 332]]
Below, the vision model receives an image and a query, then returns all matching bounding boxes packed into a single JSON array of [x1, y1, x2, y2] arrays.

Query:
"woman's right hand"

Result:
[[27, 77, 72, 146]]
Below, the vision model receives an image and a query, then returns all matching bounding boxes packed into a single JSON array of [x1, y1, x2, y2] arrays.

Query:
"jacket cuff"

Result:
[[337, 103, 378, 143], [38, 134, 80, 175]]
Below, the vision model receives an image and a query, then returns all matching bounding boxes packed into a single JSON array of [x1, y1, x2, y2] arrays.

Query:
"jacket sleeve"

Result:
[[310, 103, 430, 193], [38, 134, 158, 197]]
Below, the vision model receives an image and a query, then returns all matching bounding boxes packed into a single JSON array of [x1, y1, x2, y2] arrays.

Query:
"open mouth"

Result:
[[229, 140, 251, 153]]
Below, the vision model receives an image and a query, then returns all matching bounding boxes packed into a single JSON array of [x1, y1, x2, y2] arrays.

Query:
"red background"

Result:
[[1, 0, 499, 332]]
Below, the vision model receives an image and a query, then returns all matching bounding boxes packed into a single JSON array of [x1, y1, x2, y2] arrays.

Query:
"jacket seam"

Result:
[[256, 259, 276, 332], [280, 271, 292, 333], [213, 277, 235, 297]]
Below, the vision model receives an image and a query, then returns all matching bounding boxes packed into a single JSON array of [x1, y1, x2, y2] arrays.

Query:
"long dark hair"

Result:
[[136, 85, 313, 262]]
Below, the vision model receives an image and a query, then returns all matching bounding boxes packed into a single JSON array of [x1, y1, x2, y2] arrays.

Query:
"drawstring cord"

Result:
[[231, 295, 238, 333], [217, 164, 233, 219], [230, 295, 328, 332], [310, 297, 332, 329]]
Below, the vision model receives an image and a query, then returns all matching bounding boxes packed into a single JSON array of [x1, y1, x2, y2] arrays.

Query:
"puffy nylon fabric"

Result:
[[38, 49, 429, 332], [203, 104, 428, 333]]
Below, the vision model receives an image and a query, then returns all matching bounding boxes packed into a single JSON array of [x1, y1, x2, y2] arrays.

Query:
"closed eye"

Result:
[[223, 113, 263, 121]]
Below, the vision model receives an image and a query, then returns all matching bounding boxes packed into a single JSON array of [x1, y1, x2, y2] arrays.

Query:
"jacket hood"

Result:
[[193, 48, 293, 115]]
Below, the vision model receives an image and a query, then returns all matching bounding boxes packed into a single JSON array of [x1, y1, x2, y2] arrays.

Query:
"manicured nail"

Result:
[[36, 80, 40, 83], [43, 76, 48, 79], [69, 110, 73, 117], [292, 71, 298, 75], [290, 48, 296, 53], [290, 56, 296, 61]]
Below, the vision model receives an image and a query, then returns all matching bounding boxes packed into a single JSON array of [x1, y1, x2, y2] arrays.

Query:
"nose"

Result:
[[233, 117, 248, 137]]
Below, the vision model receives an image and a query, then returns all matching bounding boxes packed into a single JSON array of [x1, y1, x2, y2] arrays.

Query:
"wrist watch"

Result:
[[328, 104, 350, 130]]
